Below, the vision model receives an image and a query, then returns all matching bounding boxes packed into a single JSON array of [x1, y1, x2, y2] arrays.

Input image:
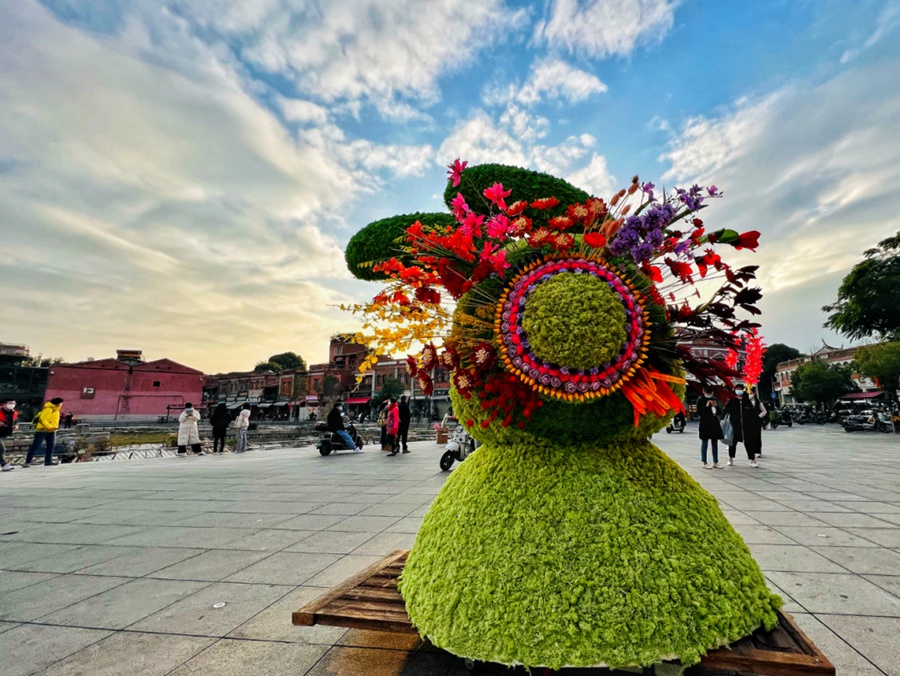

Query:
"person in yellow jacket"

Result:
[[24, 397, 64, 467]]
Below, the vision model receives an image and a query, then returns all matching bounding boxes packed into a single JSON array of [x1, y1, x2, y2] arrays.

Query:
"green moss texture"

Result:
[[400, 438, 781, 669], [345, 212, 458, 281], [521, 272, 627, 370], [444, 163, 591, 219]]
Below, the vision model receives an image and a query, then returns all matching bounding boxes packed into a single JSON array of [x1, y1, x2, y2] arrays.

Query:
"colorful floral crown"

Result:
[[344, 160, 762, 433]]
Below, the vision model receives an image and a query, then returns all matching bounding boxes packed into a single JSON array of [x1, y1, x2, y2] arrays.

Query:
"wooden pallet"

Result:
[[293, 551, 834, 675]]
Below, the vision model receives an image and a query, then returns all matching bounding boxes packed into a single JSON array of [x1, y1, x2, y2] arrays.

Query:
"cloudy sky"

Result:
[[2, 0, 899, 372]]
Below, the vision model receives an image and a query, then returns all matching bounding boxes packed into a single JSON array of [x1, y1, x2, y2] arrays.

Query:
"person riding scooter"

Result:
[[326, 403, 363, 453]]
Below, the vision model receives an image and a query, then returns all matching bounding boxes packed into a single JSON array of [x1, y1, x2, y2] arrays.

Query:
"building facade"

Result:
[[773, 341, 879, 405], [0, 343, 49, 418], [44, 350, 204, 421]]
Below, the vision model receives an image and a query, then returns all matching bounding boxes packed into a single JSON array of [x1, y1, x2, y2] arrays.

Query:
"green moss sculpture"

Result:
[[345, 161, 778, 669], [400, 430, 780, 669], [443, 163, 591, 219], [345, 212, 457, 281]]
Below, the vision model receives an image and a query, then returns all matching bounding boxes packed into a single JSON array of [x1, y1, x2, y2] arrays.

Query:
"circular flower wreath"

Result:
[[343, 160, 764, 431], [496, 256, 650, 402]]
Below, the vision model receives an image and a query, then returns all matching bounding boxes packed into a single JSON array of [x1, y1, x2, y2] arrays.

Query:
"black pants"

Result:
[[728, 443, 755, 460], [212, 430, 227, 453], [178, 443, 202, 454], [0, 438, 7, 466], [398, 424, 409, 451]]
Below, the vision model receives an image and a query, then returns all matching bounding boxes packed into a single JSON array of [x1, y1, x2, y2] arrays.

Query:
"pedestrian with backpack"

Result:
[[0, 398, 19, 471], [24, 397, 64, 467]]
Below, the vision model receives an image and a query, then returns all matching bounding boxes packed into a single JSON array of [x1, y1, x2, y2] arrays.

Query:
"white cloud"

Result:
[[178, 0, 527, 115], [438, 111, 614, 196], [0, 1, 382, 371], [518, 59, 607, 105], [660, 60, 900, 346], [841, 0, 900, 63], [535, 0, 678, 59]]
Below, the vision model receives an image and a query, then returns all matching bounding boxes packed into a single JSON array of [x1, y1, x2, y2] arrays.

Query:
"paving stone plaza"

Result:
[[1, 425, 898, 675]]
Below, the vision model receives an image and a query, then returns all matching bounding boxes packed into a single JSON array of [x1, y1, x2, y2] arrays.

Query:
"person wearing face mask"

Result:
[[697, 386, 723, 469], [0, 398, 19, 471], [724, 384, 767, 467]]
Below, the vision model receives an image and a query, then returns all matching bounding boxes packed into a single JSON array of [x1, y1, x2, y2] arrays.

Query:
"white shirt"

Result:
[[237, 409, 251, 430]]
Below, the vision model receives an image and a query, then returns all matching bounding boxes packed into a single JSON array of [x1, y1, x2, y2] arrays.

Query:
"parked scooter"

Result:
[[439, 416, 477, 471], [842, 410, 894, 433], [665, 411, 686, 434], [768, 409, 793, 429], [315, 420, 364, 455]]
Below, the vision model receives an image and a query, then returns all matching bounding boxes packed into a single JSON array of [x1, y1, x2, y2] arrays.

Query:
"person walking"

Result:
[[0, 398, 19, 471], [398, 395, 411, 454], [235, 403, 251, 453], [385, 398, 401, 456], [209, 403, 230, 454], [327, 403, 363, 452], [176, 403, 206, 456], [725, 385, 767, 467], [24, 397, 64, 467], [697, 387, 723, 469]]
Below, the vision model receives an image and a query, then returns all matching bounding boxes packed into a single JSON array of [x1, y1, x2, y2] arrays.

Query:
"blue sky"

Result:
[[2, 0, 899, 371]]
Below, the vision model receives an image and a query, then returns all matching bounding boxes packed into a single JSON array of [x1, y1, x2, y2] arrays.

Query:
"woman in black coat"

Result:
[[724, 385, 767, 467], [209, 403, 230, 454], [697, 386, 723, 469]]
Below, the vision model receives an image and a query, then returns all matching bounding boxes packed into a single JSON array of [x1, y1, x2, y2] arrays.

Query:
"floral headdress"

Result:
[[344, 160, 762, 432]]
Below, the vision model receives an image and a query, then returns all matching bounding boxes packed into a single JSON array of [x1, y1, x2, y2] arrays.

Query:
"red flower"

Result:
[[587, 198, 607, 218], [734, 230, 760, 251], [405, 355, 419, 378], [416, 369, 435, 396], [566, 202, 592, 224], [415, 286, 441, 304], [509, 215, 533, 237], [471, 342, 497, 371], [421, 342, 438, 370], [529, 227, 552, 248], [505, 200, 528, 216], [530, 197, 559, 210], [452, 369, 476, 398], [447, 158, 467, 187], [440, 346, 459, 370], [551, 232, 575, 251], [640, 261, 663, 283], [483, 182, 512, 211], [486, 214, 510, 239], [548, 215, 574, 230], [665, 257, 694, 284], [583, 232, 607, 248]]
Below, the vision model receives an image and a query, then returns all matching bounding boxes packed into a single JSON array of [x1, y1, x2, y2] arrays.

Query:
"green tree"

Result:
[[854, 342, 900, 397], [823, 232, 900, 340], [372, 377, 404, 407], [790, 361, 857, 408], [253, 352, 307, 373], [758, 343, 802, 399], [314, 374, 342, 404], [266, 352, 307, 371]]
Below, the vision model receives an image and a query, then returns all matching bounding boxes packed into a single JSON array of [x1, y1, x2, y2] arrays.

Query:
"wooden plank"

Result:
[[292, 550, 407, 626], [293, 551, 835, 676]]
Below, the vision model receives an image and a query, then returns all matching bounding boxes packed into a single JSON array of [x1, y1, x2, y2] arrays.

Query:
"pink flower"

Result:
[[460, 211, 484, 238], [486, 214, 510, 239], [451, 192, 469, 221], [447, 158, 467, 187], [483, 182, 512, 211]]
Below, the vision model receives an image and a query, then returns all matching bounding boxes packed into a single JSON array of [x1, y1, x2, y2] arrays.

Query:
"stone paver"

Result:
[[1, 424, 898, 674]]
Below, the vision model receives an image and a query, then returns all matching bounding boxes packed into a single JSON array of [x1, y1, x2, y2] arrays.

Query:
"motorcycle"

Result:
[[843, 410, 893, 433], [315, 420, 364, 455], [768, 409, 793, 429], [440, 417, 477, 471], [665, 412, 686, 434]]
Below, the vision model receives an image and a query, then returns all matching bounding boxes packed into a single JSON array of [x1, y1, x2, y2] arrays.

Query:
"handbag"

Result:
[[720, 414, 734, 446]]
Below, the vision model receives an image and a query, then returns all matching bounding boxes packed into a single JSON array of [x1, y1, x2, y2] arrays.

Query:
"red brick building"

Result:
[[44, 350, 204, 421]]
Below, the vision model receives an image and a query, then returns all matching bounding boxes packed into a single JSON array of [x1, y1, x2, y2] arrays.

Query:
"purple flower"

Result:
[[641, 182, 655, 201], [708, 185, 719, 197]]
